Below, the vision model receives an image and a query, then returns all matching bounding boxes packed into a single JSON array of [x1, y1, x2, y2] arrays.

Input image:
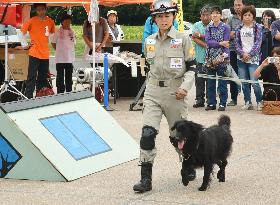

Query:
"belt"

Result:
[[148, 78, 182, 87]]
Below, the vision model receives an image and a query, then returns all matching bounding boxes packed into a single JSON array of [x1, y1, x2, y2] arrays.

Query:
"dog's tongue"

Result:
[[178, 140, 185, 150]]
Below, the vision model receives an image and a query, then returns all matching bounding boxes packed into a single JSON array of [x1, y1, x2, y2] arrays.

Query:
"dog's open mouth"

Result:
[[178, 140, 186, 150]]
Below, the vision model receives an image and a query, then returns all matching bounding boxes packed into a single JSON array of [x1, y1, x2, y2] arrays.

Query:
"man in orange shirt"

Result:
[[19, 3, 55, 98]]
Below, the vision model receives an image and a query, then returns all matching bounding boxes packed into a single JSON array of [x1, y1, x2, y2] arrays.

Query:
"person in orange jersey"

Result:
[[18, 3, 55, 98]]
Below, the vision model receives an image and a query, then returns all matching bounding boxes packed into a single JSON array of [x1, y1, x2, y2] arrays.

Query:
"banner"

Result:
[[88, 0, 99, 25], [0, 4, 22, 27], [176, 0, 184, 32]]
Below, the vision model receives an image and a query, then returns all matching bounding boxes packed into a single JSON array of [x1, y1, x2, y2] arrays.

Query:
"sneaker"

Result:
[[205, 105, 216, 111], [193, 102, 205, 108], [227, 100, 237, 106], [218, 105, 225, 111], [257, 101, 263, 111], [242, 102, 253, 110]]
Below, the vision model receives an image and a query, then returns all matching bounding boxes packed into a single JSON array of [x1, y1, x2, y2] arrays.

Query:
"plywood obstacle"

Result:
[[0, 90, 139, 181]]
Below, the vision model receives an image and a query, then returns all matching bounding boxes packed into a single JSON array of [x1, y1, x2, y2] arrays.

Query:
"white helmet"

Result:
[[107, 10, 117, 17], [150, 0, 178, 16]]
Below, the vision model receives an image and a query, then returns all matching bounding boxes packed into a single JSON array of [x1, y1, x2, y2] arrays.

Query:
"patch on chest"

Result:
[[170, 58, 183, 69]]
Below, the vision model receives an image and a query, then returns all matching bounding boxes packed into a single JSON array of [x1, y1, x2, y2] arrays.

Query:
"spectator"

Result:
[[271, 14, 280, 48], [106, 10, 124, 46], [227, 0, 245, 106], [141, 16, 178, 54], [18, 3, 55, 99], [260, 10, 276, 62], [51, 14, 75, 94], [83, 15, 109, 54], [205, 6, 230, 111], [254, 47, 280, 99], [235, 5, 263, 110], [192, 5, 211, 108]]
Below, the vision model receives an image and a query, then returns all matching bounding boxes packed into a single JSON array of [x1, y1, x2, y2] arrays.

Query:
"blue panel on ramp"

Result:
[[40, 112, 111, 160]]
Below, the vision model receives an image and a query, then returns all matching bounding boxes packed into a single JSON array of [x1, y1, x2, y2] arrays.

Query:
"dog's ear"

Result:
[[171, 121, 178, 131]]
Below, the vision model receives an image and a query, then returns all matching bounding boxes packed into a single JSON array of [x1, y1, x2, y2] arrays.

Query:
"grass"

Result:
[[122, 26, 144, 41], [51, 25, 144, 57]]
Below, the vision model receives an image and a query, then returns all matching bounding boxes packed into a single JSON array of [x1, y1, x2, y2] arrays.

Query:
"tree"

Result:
[[46, 1, 280, 25]]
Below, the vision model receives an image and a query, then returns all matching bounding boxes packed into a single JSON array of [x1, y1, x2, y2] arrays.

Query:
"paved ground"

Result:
[[1, 82, 280, 205]]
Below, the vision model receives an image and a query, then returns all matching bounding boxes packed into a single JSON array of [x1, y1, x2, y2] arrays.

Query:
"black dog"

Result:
[[170, 115, 233, 191]]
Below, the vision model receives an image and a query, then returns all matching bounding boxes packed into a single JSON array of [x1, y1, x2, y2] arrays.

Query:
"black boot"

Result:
[[133, 163, 152, 192], [181, 160, 196, 186]]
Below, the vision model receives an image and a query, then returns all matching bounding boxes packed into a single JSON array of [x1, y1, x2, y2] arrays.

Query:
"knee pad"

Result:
[[140, 126, 157, 150]]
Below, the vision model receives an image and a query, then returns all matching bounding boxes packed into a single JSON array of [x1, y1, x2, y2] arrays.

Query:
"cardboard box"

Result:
[[0, 48, 29, 80]]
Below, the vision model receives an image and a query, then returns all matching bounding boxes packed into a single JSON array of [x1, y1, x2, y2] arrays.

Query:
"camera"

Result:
[[263, 18, 272, 27], [268, 57, 280, 64], [267, 19, 272, 27]]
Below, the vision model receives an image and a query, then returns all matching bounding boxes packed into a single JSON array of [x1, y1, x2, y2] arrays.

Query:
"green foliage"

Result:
[[47, 6, 88, 25], [99, 4, 150, 26], [122, 26, 144, 41], [47, 5, 151, 26], [41, 1, 280, 26], [46, 0, 279, 57], [50, 25, 143, 57], [185, 0, 280, 23], [72, 25, 86, 57]]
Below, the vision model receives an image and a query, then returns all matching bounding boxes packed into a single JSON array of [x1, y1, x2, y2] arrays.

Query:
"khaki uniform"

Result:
[[140, 26, 195, 164]]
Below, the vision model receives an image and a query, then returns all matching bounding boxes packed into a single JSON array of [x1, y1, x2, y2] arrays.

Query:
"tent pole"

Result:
[[91, 24, 95, 96]]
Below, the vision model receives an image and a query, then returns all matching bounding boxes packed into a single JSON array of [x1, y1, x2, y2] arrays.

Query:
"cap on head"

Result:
[[150, 0, 178, 16], [107, 10, 118, 17]]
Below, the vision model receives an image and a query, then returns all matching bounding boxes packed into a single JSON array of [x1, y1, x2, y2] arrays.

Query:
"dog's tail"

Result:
[[218, 115, 231, 128]]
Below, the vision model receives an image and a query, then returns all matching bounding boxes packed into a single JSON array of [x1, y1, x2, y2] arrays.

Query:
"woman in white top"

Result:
[[235, 5, 263, 110], [51, 14, 76, 93], [106, 10, 124, 46]]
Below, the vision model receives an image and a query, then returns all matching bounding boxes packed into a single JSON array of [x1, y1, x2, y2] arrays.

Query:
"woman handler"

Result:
[[133, 0, 196, 193]]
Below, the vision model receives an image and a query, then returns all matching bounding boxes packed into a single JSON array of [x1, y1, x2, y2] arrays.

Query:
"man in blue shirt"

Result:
[[141, 16, 178, 53], [192, 6, 211, 108]]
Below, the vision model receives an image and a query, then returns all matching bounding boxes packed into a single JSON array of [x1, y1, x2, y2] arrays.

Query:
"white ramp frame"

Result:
[[4, 97, 139, 181]]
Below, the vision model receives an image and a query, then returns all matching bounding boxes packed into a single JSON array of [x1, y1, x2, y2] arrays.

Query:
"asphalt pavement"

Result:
[[1, 73, 280, 205]]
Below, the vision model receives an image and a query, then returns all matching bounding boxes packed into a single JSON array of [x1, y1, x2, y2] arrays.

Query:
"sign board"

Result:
[[0, 48, 29, 80]]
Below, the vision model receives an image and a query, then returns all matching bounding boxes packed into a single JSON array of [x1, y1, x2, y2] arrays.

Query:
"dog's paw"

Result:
[[218, 178, 225, 182], [182, 178, 189, 186], [198, 186, 207, 191], [217, 170, 225, 182]]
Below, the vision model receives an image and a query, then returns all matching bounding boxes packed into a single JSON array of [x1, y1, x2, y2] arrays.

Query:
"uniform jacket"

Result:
[[144, 26, 195, 91]]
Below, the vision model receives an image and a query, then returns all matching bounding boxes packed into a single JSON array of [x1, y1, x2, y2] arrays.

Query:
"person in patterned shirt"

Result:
[[205, 6, 230, 111]]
